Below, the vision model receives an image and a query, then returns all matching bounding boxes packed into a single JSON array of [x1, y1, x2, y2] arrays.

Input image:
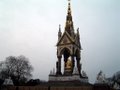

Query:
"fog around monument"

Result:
[[0, 0, 120, 83]]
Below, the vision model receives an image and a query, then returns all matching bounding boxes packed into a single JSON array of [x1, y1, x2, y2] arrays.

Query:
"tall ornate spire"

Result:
[[65, 0, 74, 36]]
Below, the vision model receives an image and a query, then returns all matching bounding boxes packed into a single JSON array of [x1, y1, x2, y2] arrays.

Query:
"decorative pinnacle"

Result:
[[65, 0, 73, 32], [68, 0, 71, 2], [59, 24, 61, 31], [59, 24, 61, 28], [68, 0, 71, 5], [67, 0, 71, 16]]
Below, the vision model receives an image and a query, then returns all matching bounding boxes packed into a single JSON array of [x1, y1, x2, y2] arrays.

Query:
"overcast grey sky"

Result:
[[0, 0, 120, 83]]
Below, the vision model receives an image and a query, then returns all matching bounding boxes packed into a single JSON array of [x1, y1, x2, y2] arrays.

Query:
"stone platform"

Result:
[[49, 75, 88, 84]]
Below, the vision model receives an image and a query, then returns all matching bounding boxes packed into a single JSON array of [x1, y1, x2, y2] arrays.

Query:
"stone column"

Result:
[[71, 55, 75, 74], [58, 56, 62, 75], [56, 61, 59, 75], [76, 58, 82, 76]]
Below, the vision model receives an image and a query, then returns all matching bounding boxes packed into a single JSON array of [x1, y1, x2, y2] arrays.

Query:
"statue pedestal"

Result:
[[49, 74, 88, 83]]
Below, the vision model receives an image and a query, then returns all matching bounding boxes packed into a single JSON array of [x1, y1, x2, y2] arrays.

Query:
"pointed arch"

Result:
[[60, 47, 71, 57]]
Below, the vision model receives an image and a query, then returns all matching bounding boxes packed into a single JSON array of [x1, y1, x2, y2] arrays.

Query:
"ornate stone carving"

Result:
[[49, 0, 88, 83]]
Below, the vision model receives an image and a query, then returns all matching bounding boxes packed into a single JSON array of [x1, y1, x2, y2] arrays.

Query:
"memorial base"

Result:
[[49, 74, 88, 84]]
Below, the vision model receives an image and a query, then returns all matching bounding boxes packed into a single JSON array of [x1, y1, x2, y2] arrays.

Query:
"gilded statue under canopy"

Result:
[[65, 56, 72, 70]]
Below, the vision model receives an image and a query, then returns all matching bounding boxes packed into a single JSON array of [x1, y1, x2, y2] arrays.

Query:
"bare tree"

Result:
[[0, 55, 33, 85]]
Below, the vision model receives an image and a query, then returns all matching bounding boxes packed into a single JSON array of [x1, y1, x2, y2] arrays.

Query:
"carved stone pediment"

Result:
[[57, 31, 74, 46]]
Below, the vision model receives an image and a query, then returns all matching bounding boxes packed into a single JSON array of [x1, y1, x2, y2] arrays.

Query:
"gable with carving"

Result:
[[57, 32, 74, 46]]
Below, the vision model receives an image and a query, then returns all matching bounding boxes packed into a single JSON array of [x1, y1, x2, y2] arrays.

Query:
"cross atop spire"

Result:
[[65, 0, 74, 36], [67, 0, 71, 15]]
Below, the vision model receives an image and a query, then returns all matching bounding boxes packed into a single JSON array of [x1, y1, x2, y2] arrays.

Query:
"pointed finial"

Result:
[[77, 28, 79, 34], [58, 24, 62, 39], [59, 24, 61, 32], [67, 0, 71, 8], [68, 0, 71, 5], [59, 24, 61, 29], [77, 28, 79, 31], [68, 0, 71, 2], [68, 0, 71, 11]]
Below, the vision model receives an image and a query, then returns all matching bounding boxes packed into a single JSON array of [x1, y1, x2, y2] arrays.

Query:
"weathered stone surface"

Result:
[[49, 75, 88, 83]]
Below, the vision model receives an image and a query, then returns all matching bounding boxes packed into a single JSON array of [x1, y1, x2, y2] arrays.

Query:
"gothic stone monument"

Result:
[[49, 0, 88, 83]]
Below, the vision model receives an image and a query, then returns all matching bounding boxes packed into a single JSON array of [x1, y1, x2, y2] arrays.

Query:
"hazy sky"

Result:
[[0, 0, 120, 83]]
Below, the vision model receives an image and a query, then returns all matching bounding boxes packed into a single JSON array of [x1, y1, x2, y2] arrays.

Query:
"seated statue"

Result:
[[65, 57, 72, 70]]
